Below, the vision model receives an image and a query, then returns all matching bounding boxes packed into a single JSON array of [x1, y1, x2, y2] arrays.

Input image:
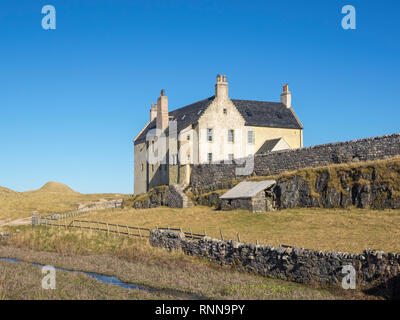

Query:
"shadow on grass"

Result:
[[363, 275, 400, 300]]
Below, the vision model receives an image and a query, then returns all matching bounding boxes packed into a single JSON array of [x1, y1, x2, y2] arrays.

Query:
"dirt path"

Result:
[[0, 217, 31, 227]]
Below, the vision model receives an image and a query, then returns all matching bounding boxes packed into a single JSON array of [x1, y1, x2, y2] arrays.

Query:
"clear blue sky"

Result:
[[1, 0, 399, 194]]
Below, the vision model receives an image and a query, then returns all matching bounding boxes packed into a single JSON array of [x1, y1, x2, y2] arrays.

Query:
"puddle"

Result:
[[0, 257, 204, 300]]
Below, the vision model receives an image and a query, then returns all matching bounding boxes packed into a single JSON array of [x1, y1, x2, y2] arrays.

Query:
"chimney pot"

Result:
[[161, 89, 165, 96], [283, 84, 289, 92], [215, 74, 228, 99]]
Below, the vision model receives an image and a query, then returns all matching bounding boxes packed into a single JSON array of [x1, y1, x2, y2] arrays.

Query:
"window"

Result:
[[141, 163, 144, 171], [151, 164, 154, 172], [228, 130, 234, 143], [228, 154, 234, 161], [207, 153, 213, 163], [187, 135, 190, 141], [187, 154, 190, 162], [248, 130, 255, 144], [207, 128, 213, 142], [223, 108, 227, 114]]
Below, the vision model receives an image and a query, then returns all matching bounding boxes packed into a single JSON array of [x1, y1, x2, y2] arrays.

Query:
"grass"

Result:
[[0, 181, 127, 221], [0, 226, 374, 300], [0, 258, 174, 300], [73, 206, 400, 253], [248, 155, 400, 197]]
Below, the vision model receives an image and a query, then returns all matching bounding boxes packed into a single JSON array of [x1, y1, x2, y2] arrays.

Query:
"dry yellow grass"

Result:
[[78, 206, 400, 254], [0, 182, 127, 221], [1, 227, 374, 300]]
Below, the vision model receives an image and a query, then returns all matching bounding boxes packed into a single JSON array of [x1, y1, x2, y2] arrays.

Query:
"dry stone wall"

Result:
[[150, 229, 400, 298], [190, 134, 400, 193]]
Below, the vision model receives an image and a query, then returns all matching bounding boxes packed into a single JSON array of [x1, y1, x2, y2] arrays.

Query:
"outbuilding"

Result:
[[219, 180, 276, 213]]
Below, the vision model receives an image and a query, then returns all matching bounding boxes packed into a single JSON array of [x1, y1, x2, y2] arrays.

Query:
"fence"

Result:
[[39, 199, 124, 222], [33, 214, 206, 240]]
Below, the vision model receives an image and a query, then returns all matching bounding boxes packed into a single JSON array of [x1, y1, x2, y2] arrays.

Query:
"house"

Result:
[[219, 180, 276, 213], [133, 75, 303, 194]]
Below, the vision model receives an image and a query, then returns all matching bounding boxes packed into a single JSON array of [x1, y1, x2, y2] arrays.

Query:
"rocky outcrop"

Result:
[[132, 186, 169, 209], [274, 168, 400, 209]]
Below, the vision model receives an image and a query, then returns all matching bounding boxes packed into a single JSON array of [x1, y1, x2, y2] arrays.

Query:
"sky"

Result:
[[0, 0, 399, 194]]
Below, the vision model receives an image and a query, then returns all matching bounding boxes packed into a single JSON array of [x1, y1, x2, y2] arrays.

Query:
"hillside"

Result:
[[38, 181, 78, 194], [0, 186, 16, 194], [0, 182, 127, 221]]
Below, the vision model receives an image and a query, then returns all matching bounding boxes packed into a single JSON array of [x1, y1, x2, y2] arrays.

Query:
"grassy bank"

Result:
[[0, 182, 126, 221], [72, 206, 400, 253], [0, 226, 373, 300], [0, 258, 174, 300]]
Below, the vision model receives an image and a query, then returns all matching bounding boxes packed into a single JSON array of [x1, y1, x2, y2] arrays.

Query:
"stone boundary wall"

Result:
[[190, 134, 400, 192], [150, 229, 400, 296]]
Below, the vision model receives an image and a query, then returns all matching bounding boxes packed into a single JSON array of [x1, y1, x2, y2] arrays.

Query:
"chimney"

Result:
[[215, 74, 228, 99], [150, 103, 157, 122], [156, 89, 168, 132], [280, 84, 291, 108]]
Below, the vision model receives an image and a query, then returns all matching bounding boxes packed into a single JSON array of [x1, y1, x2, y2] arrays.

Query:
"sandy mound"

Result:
[[0, 186, 15, 194], [39, 182, 78, 193]]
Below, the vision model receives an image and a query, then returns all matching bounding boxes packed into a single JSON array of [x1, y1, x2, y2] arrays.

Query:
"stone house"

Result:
[[220, 180, 277, 213], [133, 75, 303, 194]]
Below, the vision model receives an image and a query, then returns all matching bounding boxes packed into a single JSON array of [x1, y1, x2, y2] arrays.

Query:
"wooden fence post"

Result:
[[107, 223, 110, 236], [219, 228, 224, 241], [127, 226, 130, 237], [190, 227, 193, 239], [138, 228, 142, 239], [237, 233, 241, 242]]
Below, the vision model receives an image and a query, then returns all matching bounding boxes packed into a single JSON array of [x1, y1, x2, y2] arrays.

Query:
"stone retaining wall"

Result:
[[190, 134, 400, 193], [132, 185, 193, 209], [150, 229, 400, 298]]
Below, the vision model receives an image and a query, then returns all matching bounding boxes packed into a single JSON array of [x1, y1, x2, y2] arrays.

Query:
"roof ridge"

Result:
[[169, 96, 215, 114], [231, 98, 281, 104]]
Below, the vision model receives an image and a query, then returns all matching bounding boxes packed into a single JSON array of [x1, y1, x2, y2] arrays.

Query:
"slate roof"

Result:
[[220, 180, 276, 199], [134, 96, 303, 144], [256, 138, 287, 154], [232, 99, 303, 129]]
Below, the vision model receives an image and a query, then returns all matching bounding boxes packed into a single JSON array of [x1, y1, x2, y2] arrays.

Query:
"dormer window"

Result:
[[223, 108, 227, 114]]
